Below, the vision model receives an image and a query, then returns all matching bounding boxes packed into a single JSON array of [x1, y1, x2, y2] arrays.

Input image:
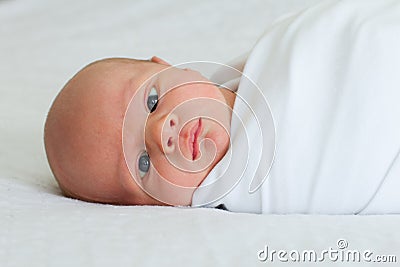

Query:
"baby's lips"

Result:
[[178, 118, 201, 161], [192, 118, 202, 160]]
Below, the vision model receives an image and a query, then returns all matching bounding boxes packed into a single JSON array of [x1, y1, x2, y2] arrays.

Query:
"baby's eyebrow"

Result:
[[121, 79, 151, 176], [122, 77, 140, 106]]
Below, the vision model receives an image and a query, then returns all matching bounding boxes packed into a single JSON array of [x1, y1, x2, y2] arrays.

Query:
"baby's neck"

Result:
[[220, 88, 236, 110]]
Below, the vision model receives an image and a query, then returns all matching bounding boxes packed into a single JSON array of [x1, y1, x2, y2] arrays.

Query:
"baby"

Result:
[[44, 56, 238, 206], [45, 0, 400, 214]]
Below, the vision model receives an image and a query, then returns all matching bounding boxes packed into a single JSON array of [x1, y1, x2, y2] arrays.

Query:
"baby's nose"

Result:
[[147, 113, 179, 155]]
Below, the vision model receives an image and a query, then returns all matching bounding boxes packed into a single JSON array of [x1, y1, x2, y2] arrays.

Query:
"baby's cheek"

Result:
[[152, 157, 180, 184], [155, 157, 205, 188]]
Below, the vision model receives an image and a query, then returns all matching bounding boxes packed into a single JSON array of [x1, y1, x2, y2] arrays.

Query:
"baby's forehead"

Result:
[[82, 58, 154, 83], [75, 59, 155, 99]]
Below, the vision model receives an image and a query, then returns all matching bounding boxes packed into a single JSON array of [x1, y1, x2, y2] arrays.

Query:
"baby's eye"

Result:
[[147, 87, 158, 113], [138, 151, 150, 178]]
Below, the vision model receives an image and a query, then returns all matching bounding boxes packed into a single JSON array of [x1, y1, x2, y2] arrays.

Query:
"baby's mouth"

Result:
[[190, 118, 202, 160]]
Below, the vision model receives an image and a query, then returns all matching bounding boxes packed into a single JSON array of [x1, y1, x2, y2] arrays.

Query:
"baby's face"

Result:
[[123, 58, 234, 205], [45, 57, 234, 206]]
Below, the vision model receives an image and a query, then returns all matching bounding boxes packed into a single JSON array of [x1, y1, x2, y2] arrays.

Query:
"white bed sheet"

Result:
[[1, 0, 399, 266]]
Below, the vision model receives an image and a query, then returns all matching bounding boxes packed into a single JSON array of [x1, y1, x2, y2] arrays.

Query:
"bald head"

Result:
[[44, 58, 162, 204], [44, 56, 232, 206]]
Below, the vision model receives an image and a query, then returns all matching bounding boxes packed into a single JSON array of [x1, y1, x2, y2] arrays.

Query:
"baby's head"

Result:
[[44, 57, 235, 206]]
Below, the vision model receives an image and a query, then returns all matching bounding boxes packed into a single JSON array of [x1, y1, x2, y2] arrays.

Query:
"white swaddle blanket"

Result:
[[191, 0, 400, 214]]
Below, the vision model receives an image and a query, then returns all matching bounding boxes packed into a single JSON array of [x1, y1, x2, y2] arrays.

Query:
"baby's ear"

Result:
[[150, 56, 171, 66]]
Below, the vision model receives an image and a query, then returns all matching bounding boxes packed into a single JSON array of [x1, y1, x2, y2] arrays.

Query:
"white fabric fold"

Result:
[[192, 0, 400, 214]]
